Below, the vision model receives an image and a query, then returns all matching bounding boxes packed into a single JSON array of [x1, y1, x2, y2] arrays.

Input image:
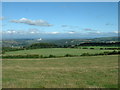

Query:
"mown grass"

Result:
[[4, 48, 114, 57], [2, 55, 118, 88]]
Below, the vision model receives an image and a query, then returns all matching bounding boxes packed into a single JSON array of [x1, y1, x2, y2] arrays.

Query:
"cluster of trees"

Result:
[[2, 47, 24, 52], [100, 48, 120, 50], [78, 47, 120, 50], [25, 43, 59, 49], [2, 42, 120, 54], [2, 43, 59, 54], [59, 42, 120, 48], [81, 50, 120, 56], [2, 47, 24, 54], [2, 54, 57, 59], [78, 42, 120, 46]]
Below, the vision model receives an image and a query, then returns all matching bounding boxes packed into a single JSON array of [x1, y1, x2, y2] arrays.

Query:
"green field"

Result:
[[5, 48, 114, 57], [77, 46, 119, 49], [2, 55, 118, 88]]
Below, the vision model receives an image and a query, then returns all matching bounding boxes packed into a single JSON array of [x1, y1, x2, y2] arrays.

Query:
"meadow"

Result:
[[4, 48, 115, 57], [77, 46, 119, 49], [2, 55, 118, 88]]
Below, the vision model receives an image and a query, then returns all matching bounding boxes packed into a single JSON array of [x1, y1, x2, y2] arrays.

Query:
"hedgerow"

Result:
[[2, 50, 120, 59]]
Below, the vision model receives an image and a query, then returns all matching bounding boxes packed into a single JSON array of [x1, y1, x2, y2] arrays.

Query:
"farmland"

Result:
[[2, 1, 119, 88], [2, 55, 118, 88], [4, 48, 115, 57], [2, 37, 119, 88]]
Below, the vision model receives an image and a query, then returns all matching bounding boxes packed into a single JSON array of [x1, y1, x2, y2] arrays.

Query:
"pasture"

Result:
[[2, 55, 118, 88], [77, 46, 119, 49], [4, 48, 114, 57]]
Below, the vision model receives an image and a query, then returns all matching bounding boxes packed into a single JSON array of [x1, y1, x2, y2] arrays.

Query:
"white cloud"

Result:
[[2, 28, 118, 39], [3, 28, 61, 35], [113, 31, 118, 34], [11, 18, 53, 27], [67, 31, 76, 34], [51, 32, 60, 34], [37, 38, 42, 41], [28, 28, 40, 34], [6, 30, 17, 34], [45, 32, 60, 34], [96, 31, 101, 34], [87, 31, 101, 34], [30, 31, 36, 34]]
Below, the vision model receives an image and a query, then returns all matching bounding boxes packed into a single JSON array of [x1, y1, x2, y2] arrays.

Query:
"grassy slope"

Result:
[[5, 48, 114, 57], [2, 55, 118, 88]]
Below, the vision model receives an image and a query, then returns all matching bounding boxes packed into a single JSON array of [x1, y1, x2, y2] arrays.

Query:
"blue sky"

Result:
[[1, 2, 118, 39]]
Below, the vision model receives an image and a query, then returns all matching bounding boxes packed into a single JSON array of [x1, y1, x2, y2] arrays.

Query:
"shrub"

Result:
[[100, 48, 103, 50], [48, 55, 56, 58], [40, 55, 43, 58], [65, 54, 73, 57], [26, 54, 39, 58], [1, 50, 5, 54], [43, 56, 49, 58], [82, 48, 88, 49], [90, 48, 94, 49], [81, 53, 91, 56], [103, 51, 110, 55], [2, 54, 40, 58]]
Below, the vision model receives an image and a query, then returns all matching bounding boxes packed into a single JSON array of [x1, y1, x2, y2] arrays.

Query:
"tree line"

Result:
[[78, 42, 120, 46], [1, 42, 120, 54]]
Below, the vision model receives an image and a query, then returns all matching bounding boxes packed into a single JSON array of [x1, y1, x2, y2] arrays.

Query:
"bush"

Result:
[[43, 56, 49, 58], [103, 51, 110, 55], [65, 54, 74, 57], [90, 48, 94, 49], [100, 48, 103, 50], [2, 54, 40, 58], [40, 55, 43, 58], [2, 47, 25, 52], [81, 53, 91, 56], [1, 50, 5, 54], [82, 48, 88, 49], [48, 55, 56, 58], [26, 54, 39, 58]]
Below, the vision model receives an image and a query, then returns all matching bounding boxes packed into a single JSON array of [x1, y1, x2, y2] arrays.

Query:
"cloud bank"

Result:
[[11, 18, 53, 27]]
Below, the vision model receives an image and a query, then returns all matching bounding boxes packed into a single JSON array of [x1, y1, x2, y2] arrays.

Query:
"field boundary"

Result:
[[1, 50, 119, 59]]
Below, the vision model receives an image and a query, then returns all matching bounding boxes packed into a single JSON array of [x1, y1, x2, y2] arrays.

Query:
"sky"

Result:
[[1, 2, 118, 39]]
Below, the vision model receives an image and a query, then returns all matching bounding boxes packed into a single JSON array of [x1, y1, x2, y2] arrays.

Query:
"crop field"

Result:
[[2, 55, 118, 88], [4, 48, 114, 57]]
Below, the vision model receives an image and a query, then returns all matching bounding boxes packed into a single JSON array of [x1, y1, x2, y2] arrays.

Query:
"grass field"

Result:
[[2, 55, 118, 88], [5, 48, 114, 57], [77, 46, 119, 49]]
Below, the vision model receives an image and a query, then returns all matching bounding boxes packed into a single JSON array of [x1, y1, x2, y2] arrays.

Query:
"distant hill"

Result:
[[2, 37, 119, 47], [92, 37, 119, 42]]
